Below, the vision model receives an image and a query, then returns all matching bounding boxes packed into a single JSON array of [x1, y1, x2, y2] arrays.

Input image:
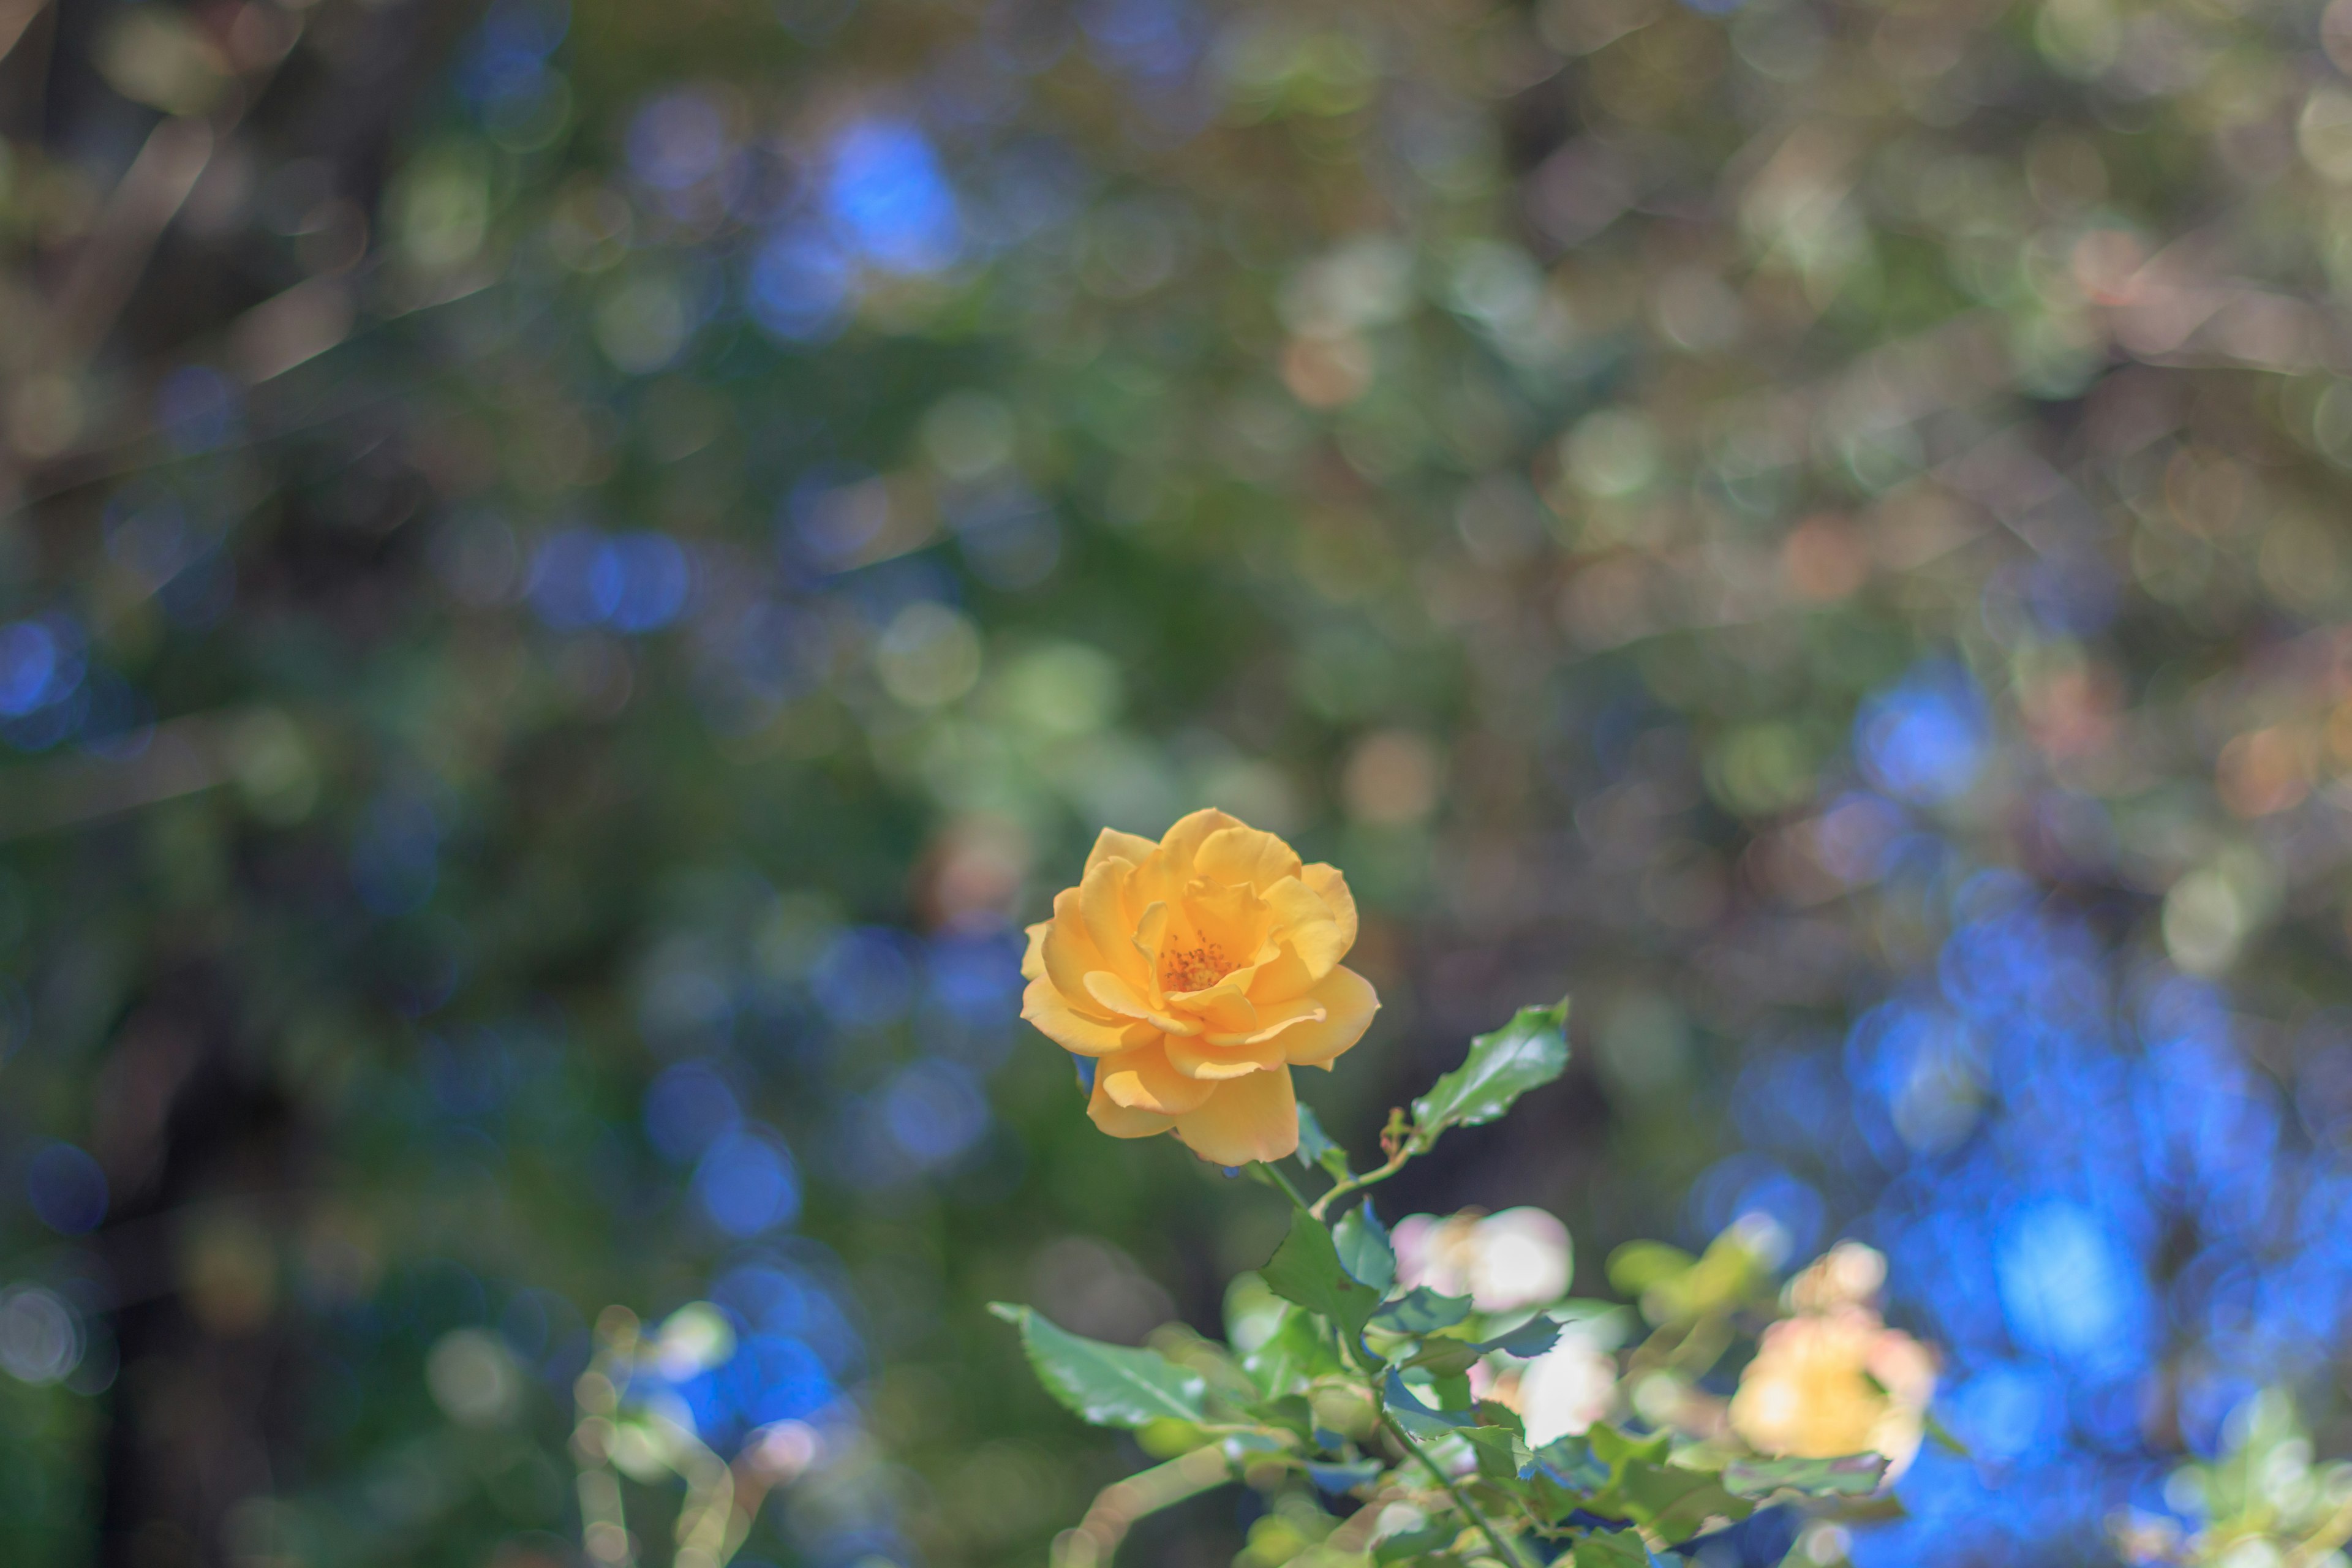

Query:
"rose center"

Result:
[[1161, 941, 1230, 993]]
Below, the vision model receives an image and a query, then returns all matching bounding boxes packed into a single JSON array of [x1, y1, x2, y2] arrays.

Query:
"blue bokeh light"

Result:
[[694, 1128, 802, 1237], [644, 1061, 742, 1164], [1855, 661, 1989, 805], [28, 1143, 108, 1235], [823, 119, 962, 274]]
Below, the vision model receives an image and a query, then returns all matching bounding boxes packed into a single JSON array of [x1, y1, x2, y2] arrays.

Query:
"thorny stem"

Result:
[[1381, 1413, 1536, 1568]]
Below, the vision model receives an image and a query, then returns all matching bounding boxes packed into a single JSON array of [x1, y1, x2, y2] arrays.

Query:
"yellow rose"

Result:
[[1020, 810, 1379, 1164], [1728, 1306, 1937, 1475]]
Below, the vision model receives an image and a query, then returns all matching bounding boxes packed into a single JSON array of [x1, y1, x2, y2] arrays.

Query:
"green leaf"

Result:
[[1402, 1338, 1480, 1378], [1374, 1521, 1463, 1562], [1618, 1463, 1752, 1545], [1534, 1435, 1611, 1492], [1462, 1423, 1532, 1485], [1307, 1457, 1384, 1494], [1478, 1315, 1560, 1359], [1573, 1529, 1661, 1568], [1242, 1303, 1340, 1398], [1588, 1422, 1672, 1473], [1382, 1370, 1471, 1438], [1923, 1409, 1973, 1458], [1333, 1200, 1396, 1292], [1410, 999, 1569, 1143], [1296, 1103, 1352, 1180], [1371, 1287, 1472, 1336], [1721, 1452, 1888, 1499], [987, 1303, 1206, 1429], [1262, 1207, 1380, 1339]]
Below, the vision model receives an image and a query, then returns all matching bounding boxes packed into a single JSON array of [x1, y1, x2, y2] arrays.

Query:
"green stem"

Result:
[[1256, 1159, 1313, 1212], [1381, 1413, 1533, 1568], [1308, 1148, 1413, 1221]]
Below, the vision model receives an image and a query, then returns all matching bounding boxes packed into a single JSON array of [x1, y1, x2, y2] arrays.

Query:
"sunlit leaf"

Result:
[[1616, 1463, 1753, 1544], [1721, 1452, 1888, 1499], [987, 1303, 1206, 1429], [1243, 1303, 1340, 1398], [1411, 1000, 1570, 1142]]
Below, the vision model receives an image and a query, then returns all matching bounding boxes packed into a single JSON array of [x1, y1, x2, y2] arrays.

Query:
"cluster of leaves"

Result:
[[2113, 1394, 2352, 1568], [994, 1003, 1890, 1566]]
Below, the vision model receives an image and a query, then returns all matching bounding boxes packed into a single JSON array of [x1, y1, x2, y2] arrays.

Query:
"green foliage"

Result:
[[1406, 1000, 1571, 1148], [986, 1304, 1207, 1429], [1722, 1455, 1891, 1499], [1296, 1105, 1354, 1182], [1262, 1208, 1382, 1341], [996, 998, 1911, 1566], [1332, 1202, 1396, 1294]]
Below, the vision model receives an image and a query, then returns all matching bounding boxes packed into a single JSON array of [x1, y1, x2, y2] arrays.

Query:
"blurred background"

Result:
[[3, 0, 2351, 1562]]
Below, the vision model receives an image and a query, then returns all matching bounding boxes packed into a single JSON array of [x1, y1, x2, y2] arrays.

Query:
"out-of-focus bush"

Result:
[[6, 0, 2352, 1561]]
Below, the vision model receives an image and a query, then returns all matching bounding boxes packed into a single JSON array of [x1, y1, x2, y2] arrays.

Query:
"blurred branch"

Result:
[[0, 709, 247, 839], [0, 0, 47, 64], [1048, 1444, 1233, 1568]]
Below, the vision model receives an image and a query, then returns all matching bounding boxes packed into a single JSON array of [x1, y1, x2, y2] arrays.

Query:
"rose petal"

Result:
[[1262, 875, 1348, 979], [1098, 1041, 1218, 1113], [1277, 965, 1379, 1068], [1086, 827, 1159, 875], [1040, 888, 1109, 1001], [1172, 1067, 1299, 1164], [1088, 1075, 1177, 1139], [1196, 824, 1305, 892], [1022, 975, 1148, 1056], [1164, 1027, 1287, 1080], [1172, 979, 1257, 1036], [1303, 863, 1358, 952], [1158, 809, 1245, 883], [1083, 970, 1202, 1035], [1022, 920, 1049, 982], [1079, 859, 1151, 990]]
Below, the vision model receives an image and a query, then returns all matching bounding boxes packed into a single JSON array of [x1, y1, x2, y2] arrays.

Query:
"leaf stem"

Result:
[[1308, 1147, 1413, 1221], [1381, 1413, 1534, 1568]]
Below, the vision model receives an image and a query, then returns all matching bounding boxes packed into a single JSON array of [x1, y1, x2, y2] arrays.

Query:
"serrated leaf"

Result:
[[1296, 1103, 1353, 1180], [1574, 1529, 1662, 1568], [1463, 1423, 1532, 1485], [1411, 1000, 1569, 1142], [1308, 1457, 1385, 1494], [1383, 1370, 1471, 1438], [1333, 1200, 1396, 1293], [1403, 1338, 1481, 1378], [1478, 1315, 1561, 1359], [1371, 1286, 1473, 1336], [1722, 1452, 1888, 1498], [1263, 1207, 1380, 1339], [988, 1303, 1206, 1429]]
